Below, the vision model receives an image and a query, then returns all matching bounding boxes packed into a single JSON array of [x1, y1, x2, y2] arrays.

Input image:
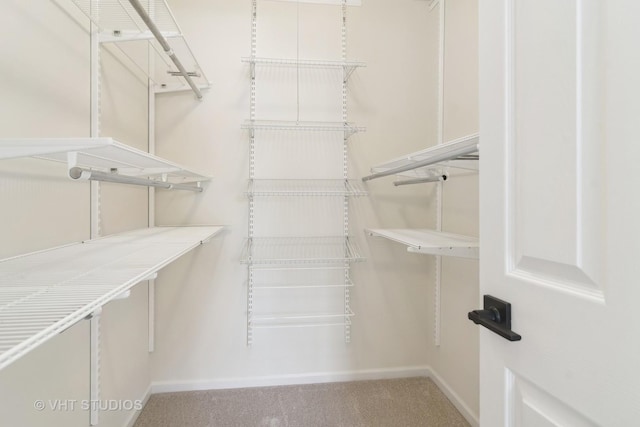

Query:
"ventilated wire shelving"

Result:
[[0, 226, 223, 371], [68, 0, 210, 95], [248, 179, 368, 197], [363, 133, 479, 182], [242, 120, 365, 137], [366, 228, 479, 259], [250, 309, 354, 329], [241, 237, 364, 266], [0, 138, 210, 191], [242, 56, 365, 81]]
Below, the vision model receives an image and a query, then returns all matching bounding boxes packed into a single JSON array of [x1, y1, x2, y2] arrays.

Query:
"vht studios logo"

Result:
[[34, 399, 143, 412]]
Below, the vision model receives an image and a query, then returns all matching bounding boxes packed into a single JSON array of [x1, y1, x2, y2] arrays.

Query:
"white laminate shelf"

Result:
[[0, 137, 210, 187], [0, 226, 224, 371], [248, 179, 368, 197], [69, 0, 210, 95], [366, 228, 479, 259], [363, 133, 479, 182]]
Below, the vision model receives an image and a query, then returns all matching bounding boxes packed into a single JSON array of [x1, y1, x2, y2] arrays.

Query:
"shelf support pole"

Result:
[[88, 308, 102, 426], [361, 142, 477, 182], [126, 0, 203, 99], [70, 167, 204, 192]]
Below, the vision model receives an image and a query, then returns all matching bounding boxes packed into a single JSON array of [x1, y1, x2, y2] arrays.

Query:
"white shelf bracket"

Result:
[[126, 0, 204, 100]]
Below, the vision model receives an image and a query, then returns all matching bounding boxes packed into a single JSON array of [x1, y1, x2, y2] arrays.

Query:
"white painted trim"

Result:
[[123, 384, 152, 427], [428, 369, 480, 427], [151, 366, 431, 394]]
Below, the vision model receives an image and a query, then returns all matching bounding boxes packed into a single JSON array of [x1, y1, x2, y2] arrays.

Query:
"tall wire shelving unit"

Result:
[[242, 0, 366, 346]]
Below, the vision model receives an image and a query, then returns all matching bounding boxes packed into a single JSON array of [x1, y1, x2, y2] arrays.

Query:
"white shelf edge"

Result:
[[241, 56, 366, 68], [366, 228, 479, 259], [365, 133, 479, 181], [68, 0, 210, 91], [241, 120, 366, 135], [247, 179, 368, 197], [250, 309, 355, 329], [0, 226, 225, 371], [240, 236, 366, 265], [0, 137, 211, 184]]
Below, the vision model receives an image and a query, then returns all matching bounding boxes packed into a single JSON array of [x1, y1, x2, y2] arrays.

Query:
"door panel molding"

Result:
[[504, 0, 604, 300]]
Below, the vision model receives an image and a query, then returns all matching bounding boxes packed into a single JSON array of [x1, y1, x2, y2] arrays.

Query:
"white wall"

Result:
[[0, 1, 151, 426], [152, 0, 441, 387], [427, 0, 480, 421]]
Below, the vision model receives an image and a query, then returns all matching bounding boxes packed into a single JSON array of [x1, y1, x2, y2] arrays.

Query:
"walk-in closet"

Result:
[[1, 0, 638, 426]]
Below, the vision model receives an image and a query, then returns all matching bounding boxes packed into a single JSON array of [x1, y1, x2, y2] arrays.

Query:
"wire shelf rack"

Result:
[[364, 133, 479, 181], [252, 276, 354, 290], [242, 120, 365, 137], [0, 226, 224, 371], [248, 179, 368, 197], [242, 56, 365, 81], [69, 0, 209, 92], [366, 228, 479, 259], [242, 56, 366, 69], [241, 237, 365, 266], [0, 137, 210, 184], [250, 308, 354, 329]]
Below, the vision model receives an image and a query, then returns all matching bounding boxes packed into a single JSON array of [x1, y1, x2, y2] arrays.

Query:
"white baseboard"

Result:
[[149, 366, 478, 427], [123, 384, 152, 427], [151, 365, 431, 394], [427, 369, 480, 427]]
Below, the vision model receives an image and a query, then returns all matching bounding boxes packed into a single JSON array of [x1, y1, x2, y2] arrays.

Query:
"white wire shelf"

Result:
[[250, 309, 354, 329], [366, 228, 479, 259], [252, 276, 355, 290], [363, 133, 479, 181], [248, 180, 368, 197], [0, 226, 224, 371], [241, 237, 365, 266], [241, 120, 366, 137], [241, 57, 365, 81], [68, 0, 210, 94], [0, 137, 210, 185]]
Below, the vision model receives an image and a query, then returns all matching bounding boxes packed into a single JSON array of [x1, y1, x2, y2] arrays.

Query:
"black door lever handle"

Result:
[[468, 295, 521, 342]]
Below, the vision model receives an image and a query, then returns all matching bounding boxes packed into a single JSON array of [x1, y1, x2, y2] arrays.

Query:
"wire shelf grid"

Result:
[[0, 138, 210, 184], [250, 308, 354, 329], [0, 226, 223, 370], [242, 120, 365, 137], [241, 237, 364, 266], [366, 228, 479, 259]]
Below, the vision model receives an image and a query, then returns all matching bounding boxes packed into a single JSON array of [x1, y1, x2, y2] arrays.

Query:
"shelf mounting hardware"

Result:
[[394, 174, 448, 187], [126, 0, 204, 99], [69, 167, 204, 192]]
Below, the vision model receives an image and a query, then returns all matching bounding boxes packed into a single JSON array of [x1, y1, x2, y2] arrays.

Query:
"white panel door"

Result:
[[479, 1, 640, 426]]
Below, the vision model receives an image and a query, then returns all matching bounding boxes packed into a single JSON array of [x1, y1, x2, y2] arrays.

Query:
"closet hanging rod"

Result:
[[394, 174, 448, 187], [126, 0, 203, 99], [69, 167, 203, 192], [362, 142, 478, 182]]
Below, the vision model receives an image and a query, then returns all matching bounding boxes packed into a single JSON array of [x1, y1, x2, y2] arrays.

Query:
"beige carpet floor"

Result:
[[133, 377, 471, 427]]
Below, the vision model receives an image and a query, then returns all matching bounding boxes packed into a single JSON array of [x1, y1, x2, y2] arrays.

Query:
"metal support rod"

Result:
[[69, 167, 203, 192], [394, 174, 448, 187], [362, 143, 477, 182], [89, 308, 102, 426], [126, 0, 203, 99]]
